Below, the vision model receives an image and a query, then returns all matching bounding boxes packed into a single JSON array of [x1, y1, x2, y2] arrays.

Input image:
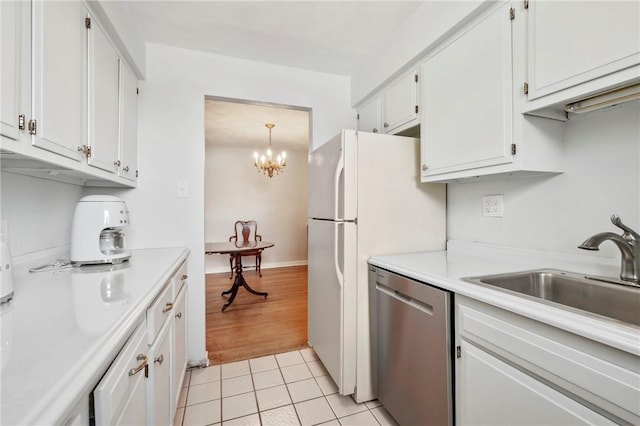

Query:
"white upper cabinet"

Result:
[[381, 70, 419, 134], [119, 61, 138, 181], [88, 15, 120, 173], [32, 0, 86, 162], [0, 1, 138, 187], [420, 2, 564, 183], [525, 0, 640, 112], [421, 3, 513, 179], [1, 0, 22, 142], [356, 96, 381, 134]]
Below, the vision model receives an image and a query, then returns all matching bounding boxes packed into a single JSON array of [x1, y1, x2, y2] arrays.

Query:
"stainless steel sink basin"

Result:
[[462, 269, 640, 327]]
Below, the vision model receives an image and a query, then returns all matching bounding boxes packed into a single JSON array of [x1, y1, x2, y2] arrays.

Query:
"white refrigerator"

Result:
[[307, 130, 446, 402]]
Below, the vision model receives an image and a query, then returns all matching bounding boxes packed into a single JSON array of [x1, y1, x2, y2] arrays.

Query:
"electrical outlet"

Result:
[[483, 195, 504, 217]]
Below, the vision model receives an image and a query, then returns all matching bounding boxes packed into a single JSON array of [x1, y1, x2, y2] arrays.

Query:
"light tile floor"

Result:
[[174, 347, 399, 426]]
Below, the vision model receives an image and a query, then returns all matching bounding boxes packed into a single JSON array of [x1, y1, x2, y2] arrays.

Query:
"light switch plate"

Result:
[[483, 195, 504, 217]]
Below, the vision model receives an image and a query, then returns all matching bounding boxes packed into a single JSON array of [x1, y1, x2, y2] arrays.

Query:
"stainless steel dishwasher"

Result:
[[369, 265, 453, 426]]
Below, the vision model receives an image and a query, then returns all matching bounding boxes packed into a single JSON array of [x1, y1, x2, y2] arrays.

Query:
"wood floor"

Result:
[[205, 265, 308, 365]]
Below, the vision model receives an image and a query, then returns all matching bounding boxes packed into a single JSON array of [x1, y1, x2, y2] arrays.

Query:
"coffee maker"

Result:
[[70, 195, 131, 265]]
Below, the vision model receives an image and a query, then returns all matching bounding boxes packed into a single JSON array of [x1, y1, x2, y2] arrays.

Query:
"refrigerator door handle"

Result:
[[334, 152, 344, 221], [334, 222, 344, 288]]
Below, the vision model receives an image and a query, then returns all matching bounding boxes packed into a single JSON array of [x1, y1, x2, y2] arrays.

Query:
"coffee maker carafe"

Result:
[[70, 195, 131, 265]]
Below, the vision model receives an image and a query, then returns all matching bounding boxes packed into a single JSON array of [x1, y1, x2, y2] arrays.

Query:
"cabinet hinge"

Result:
[[85, 17, 91, 29], [28, 119, 37, 135], [524, 0, 529, 10], [523, 81, 529, 95], [136, 170, 139, 178], [456, 346, 461, 359], [511, 144, 517, 156], [18, 114, 25, 130], [415, 105, 419, 114], [509, 7, 515, 20], [77, 145, 91, 158], [414, 74, 419, 83]]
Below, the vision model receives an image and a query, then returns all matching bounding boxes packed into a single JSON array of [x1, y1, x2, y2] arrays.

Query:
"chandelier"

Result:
[[253, 123, 286, 178]]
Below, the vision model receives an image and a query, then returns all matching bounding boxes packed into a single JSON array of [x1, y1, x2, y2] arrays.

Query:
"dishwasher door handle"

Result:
[[376, 283, 434, 316]]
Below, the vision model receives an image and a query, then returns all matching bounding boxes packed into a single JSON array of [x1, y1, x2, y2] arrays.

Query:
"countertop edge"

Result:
[[369, 253, 640, 357], [18, 247, 191, 426]]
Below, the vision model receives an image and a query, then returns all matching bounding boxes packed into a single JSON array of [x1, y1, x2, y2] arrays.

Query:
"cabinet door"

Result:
[[94, 323, 148, 426], [357, 97, 380, 134], [381, 70, 418, 133], [457, 341, 615, 425], [88, 17, 120, 173], [32, 0, 85, 161], [421, 3, 513, 179], [119, 61, 138, 181], [148, 321, 172, 426], [172, 285, 187, 415], [1, 0, 21, 141], [527, 1, 640, 100]]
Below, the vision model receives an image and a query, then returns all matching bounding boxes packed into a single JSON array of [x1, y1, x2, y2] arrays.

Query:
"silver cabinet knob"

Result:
[[176, 312, 182, 319], [113, 160, 121, 167], [383, 122, 389, 128], [422, 164, 429, 171], [181, 274, 189, 281], [162, 302, 174, 313], [373, 128, 378, 133], [154, 354, 164, 365], [123, 166, 130, 172]]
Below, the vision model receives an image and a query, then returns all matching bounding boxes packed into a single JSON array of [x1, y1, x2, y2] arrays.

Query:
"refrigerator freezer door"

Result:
[[308, 219, 357, 395], [308, 130, 357, 221]]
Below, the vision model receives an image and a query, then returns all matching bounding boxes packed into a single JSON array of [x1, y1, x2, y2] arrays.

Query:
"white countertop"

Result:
[[0, 247, 190, 426], [369, 240, 640, 356]]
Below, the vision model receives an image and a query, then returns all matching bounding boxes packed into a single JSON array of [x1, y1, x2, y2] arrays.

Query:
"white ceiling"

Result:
[[205, 99, 310, 150], [109, 1, 423, 76], [110, 1, 422, 150]]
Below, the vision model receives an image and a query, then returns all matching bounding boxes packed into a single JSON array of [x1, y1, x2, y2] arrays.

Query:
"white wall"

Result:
[[85, 43, 353, 362], [204, 145, 308, 273], [0, 172, 82, 257], [350, 1, 484, 105], [447, 102, 640, 259]]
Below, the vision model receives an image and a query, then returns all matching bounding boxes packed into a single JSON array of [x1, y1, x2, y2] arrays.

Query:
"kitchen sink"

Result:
[[462, 269, 640, 327]]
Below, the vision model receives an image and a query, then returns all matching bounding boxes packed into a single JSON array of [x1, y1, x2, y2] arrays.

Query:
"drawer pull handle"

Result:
[[163, 302, 174, 313], [154, 354, 164, 365], [176, 312, 182, 319], [181, 274, 188, 281], [128, 354, 148, 377]]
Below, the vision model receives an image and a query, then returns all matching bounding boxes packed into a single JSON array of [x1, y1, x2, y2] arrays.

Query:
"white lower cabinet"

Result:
[[455, 296, 640, 425], [93, 260, 189, 426], [148, 320, 172, 426], [93, 323, 148, 426], [458, 341, 613, 425], [172, 284, 188, 415]]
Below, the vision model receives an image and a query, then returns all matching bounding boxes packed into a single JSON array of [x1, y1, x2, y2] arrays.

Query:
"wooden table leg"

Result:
[[221, 253, 268, 312]]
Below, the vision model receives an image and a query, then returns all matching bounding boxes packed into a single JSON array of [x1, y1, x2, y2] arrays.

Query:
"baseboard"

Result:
[[205, 260, 307, 275]]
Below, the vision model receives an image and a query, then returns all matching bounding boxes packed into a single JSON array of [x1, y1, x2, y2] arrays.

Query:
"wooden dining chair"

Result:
[[228, 220, 263, 278]]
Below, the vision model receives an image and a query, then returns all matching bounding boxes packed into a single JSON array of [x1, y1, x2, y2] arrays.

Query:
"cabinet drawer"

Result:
[[93, 322, 147, 425], [173, 261, 188, 300], [147, 283, 173, 345], [458, 299, 640, 424]]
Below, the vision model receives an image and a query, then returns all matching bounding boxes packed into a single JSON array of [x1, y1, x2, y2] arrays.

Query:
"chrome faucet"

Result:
[[578, 215, 640, 284]]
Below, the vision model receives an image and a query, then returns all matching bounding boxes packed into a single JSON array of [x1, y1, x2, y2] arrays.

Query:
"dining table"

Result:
[[205, 241, 275, 311]]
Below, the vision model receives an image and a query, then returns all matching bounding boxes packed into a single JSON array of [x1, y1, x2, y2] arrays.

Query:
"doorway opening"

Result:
[[204, 96, 311, 364]]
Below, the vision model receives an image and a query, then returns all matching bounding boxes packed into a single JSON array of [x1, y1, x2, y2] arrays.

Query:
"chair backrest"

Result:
[[230, 220, 261, 244]]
